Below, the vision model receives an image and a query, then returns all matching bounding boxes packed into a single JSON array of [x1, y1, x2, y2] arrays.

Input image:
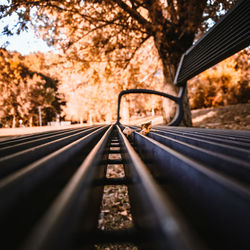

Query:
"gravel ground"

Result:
[[98, 153, 133, 231], [95, 153, 137, 250]]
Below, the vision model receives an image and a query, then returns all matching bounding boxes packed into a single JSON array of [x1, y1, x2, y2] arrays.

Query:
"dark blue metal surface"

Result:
[[131, 130, 250, 250]]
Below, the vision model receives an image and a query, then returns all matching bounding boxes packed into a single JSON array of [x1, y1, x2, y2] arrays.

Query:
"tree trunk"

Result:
[[156, 45, 193, 126], [12, 114, 16, 128], [162, 83, 178, 123], [121, 97, 129, 124], [147, 1, 194, 127], [88, 111, 93, 125], [180, 87, 193, 126], [29, 116, 33, 127], [162, 67, 193, 127], [105, 110, 112, 124]]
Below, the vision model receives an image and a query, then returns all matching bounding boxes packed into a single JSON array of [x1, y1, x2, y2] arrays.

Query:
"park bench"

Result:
[[0, 0, 249, 249]]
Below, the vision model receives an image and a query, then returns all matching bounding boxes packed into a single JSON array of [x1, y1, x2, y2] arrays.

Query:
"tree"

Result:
[[0, 0, 236, 126], [188, 49, 250, 109], [0, 49, 63, 127], [57, 39, 165, 124]]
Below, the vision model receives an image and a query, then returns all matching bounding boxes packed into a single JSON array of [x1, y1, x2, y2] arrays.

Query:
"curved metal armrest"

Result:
[[116, 84, 186, 126]]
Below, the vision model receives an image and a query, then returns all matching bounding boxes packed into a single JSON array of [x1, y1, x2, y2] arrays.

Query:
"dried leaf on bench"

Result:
[[123, 127, 134, 136], [140, 121, 152, 135]]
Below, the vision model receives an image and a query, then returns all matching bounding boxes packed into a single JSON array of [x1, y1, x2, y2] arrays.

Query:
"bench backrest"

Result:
[[174, 0, 250, 86]]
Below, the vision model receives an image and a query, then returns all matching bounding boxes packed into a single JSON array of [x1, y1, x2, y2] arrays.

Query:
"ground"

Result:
[[191, 103, 250, 130]]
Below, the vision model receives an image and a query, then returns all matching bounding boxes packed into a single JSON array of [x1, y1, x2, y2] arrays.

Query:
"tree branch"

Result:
[[167, 0, 178, 23], [123, 34, 151, 69], [112, 0, 153, 34]]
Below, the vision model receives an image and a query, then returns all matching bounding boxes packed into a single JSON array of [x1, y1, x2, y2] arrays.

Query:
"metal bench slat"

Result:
[[0, 127, 87, 146], [0, 126, 104, 179], [174, 0, 250, 85], [132, 131, 250, 250], [153, 127, 250, 149], [180, 9, 249, 67], [0, 126, 109, 250], [0, 127, 93, 157], [116, 125, 203, 250], [150, 128, 250, 161], [0, 126, 108, 216], [178, 26, 249, 82], [148, 131, 250, 185], [18, 125, 113, 250], [161, 127, 250, 144]]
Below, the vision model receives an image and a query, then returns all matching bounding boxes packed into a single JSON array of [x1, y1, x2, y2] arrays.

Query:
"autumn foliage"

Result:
[[0, 0, 248, 127], [0, 46, 249, 128], [0, 49, 63, 128], [1, 0, 239, 126], [188, 49, 250, 109]]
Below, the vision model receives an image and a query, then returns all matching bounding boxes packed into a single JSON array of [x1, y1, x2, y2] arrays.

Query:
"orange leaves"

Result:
[[0, 49, 62, 127], [140, 121, 152, 135], [188, 50, 249, 109]]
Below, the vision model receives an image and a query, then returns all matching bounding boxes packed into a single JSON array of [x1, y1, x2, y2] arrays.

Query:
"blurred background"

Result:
[[0, 0, 249, 130]]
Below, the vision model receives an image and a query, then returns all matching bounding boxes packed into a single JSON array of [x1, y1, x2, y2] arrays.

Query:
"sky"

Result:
[[0, 0, 52, 55]]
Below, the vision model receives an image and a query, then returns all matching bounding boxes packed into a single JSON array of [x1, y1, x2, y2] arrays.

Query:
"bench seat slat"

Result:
[[132, 130, 250, 250], [148, 131, 250, 185], [20, 125, 113, 250], [0, 126, 103, 179]]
